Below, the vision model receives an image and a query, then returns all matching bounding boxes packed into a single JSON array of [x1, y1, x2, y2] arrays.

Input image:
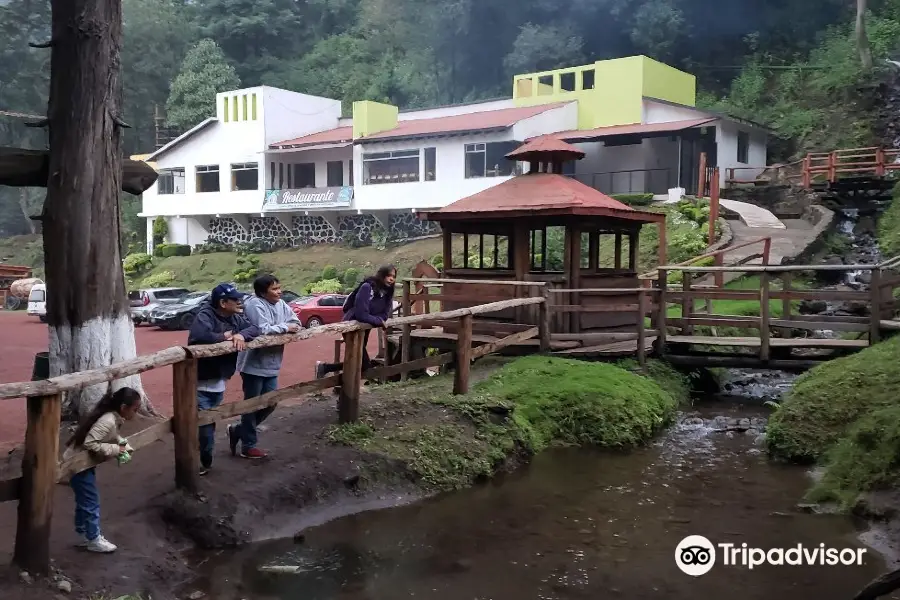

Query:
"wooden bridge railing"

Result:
[[802, 147, 900, 187], [0, 293, 548, 574]]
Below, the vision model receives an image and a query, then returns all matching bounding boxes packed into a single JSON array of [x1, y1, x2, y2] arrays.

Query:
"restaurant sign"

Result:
[[262, 187, 354, 211]]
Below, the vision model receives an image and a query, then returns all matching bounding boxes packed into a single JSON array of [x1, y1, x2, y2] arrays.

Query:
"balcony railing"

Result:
[[567, 168, 674, 195]]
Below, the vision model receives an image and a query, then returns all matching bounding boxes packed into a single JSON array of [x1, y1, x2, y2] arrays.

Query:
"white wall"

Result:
[[570, 136, 680, 194], [643, 99, 710, 124], [398, 99, 515, 122], [715, 121, 768, 186], [512, 102, 577, 139], [261, 87, 342, 145]]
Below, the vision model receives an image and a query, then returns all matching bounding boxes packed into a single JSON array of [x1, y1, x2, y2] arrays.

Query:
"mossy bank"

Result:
[[767, 336, 900, 509]]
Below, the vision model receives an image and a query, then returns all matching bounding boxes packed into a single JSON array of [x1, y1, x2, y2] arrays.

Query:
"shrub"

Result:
[[152, 217, 168, 246], [612, 193, 655, 206], [342, 268, 361, 288], [153, 243, 192, 258], [309, 278, 343, 294], [668, 230, 708, 263], [123, 253, 153, 277], [321, 265, 338, 280], [141, 270, 175, 288], [193, 239, 230, 254], [430, 253, 444, 270], [232, 255, 261, 283]]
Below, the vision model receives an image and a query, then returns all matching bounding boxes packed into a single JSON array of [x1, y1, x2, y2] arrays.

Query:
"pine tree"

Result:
[[165, 38, 240, 130]]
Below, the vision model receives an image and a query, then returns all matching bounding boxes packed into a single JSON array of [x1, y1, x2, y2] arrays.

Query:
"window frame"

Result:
[[362, 149, 421, 185], [292, 163, 316, 188], [157, 167, 185, 195], [424, 147, 436, 181], [737, 131, 750, 164], [230, 162, 258, 191], [326, 161, 344, 187], [464, 142, 519, 179], [195, 165, 221, 193]]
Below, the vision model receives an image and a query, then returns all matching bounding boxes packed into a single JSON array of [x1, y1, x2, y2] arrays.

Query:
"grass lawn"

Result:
[[664, 275, 811, 319]]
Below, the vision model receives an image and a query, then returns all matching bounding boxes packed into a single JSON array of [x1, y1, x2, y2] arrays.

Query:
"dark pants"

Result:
[[237, 373, 278, 450], [71, 467, 100, 541], [197, 390, 225, 468], [320, 329, 372, 375]]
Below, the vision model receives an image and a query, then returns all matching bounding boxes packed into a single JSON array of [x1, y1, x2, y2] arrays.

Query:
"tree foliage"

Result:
[[165, 39, 241, 131]]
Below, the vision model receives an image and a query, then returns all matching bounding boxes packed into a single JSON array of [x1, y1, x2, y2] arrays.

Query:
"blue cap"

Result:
[[211, 283, 242, 305]]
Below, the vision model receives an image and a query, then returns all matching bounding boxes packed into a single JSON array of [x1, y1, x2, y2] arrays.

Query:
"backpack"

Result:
[[342, 280, 372, 313]]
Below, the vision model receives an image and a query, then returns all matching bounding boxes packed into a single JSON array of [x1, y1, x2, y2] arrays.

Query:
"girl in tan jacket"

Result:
[[63, 387, 140, 553]]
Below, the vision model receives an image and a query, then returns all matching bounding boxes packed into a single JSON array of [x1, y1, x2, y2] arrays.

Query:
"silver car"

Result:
[[129, 287, 191, 325]]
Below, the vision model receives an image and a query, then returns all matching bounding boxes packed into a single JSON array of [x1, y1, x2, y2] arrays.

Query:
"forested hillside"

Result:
[[1, 0, 900, 240]]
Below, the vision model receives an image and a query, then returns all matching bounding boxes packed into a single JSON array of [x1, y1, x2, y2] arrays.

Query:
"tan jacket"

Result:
[[62, 412, 124, 460]]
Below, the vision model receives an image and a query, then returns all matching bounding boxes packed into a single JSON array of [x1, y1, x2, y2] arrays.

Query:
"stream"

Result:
[[193, 399, 888, 600]]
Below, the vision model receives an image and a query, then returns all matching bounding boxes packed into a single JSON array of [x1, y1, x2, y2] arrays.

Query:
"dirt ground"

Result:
[[0, 382, 432, 600], [0, 311, 380, 451]]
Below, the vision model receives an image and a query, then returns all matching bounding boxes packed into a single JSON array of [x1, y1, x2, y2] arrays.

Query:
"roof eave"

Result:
[[419, 207, 664, 224], [355, 126, 511, 145]]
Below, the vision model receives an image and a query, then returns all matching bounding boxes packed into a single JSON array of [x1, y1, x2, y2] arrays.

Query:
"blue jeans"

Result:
[[197, 390, 225, 468], [71, 467, 100, 541], [238, 374, 278, 450]]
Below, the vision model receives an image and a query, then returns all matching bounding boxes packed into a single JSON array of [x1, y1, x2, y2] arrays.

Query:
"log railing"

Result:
[[802, 147, 900, 187], [0, 293, 548, 574]]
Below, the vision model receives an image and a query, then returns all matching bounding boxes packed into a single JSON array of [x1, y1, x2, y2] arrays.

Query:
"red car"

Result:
[[290, 294, 348, 328]]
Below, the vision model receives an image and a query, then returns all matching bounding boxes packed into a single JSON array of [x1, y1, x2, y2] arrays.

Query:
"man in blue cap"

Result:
[[187, 283, 260, 475]]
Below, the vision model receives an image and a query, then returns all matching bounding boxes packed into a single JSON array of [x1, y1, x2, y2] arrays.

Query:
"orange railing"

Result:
[[802, 147, 900, 187]]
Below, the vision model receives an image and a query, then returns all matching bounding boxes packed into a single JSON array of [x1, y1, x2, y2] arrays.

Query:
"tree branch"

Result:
[[109, 110, 131, 129], [28, 40, 54, 48], [24, 118, 49, 128], [852, 567, 900, 600]]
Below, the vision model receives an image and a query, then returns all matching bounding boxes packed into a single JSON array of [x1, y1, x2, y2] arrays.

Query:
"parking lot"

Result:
[[0, 311, 373, 451]]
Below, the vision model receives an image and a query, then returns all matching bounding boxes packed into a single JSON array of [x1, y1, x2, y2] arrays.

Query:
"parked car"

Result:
[[27, 283, 47, 322], [147, 291, 210, 330], [290, 294, 348, 328], [129, 287, 191, 325]]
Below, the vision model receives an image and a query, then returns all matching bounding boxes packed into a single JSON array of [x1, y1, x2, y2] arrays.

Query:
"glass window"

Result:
[[363, 149, 420, 185], [327, 161, 344, 187], [157, 167, 185, 195], [737, 131, 750, 164], [278, 163, 284, 188], [582, 69, 595, 90], [293, 163, 316, 188], [464, 142, 518, 178], [424, 147, 436, 181], [196, 165, 220, 193], [223, 97, 229, 123], [251, 94, 257, 120], [231, 162, 258, 191], [269, 162, 275, 189], [349, 159, 354, 185], [560, 72, 576, 92]]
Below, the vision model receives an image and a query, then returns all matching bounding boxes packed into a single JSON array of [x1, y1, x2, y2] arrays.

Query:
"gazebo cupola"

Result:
[[505, 135, 586, 174]]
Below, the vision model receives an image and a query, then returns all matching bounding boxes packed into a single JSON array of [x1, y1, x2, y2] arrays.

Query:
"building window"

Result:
[[231, 162, 258, 191], [327, 161, 344, 187], [293, 163, 316, 188], [582, 69, 595, 90], [349, 159, 354, 186], [464, 142, 518, 178], [737, 131, 750, 164], [278, 163, 284, 188], [157, 167, 185, 195], [251, 94, 258, 120], [223, 97, 229, 123], [362, 149, 420, 184], [196, 165, 220, 193], [424, 147, 436, 181], [232, 96, 238, 122], [242, 94, 248, 121], [270, 162, 275, 189]]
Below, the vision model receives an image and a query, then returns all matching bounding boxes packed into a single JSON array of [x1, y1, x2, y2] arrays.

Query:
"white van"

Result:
[[27, 284, 47, 322]]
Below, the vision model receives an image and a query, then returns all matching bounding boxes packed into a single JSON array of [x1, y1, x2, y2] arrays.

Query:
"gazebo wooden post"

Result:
[[442, 227, 453, 270], [568, 224, 582, 333]]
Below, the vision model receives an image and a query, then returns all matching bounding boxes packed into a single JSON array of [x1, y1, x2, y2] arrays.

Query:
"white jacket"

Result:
[[62, 412, 124, 460]]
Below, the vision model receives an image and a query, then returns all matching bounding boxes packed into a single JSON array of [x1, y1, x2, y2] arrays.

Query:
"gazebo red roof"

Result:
[[506, 135, 585, 162], [418, 173, 664, 223]]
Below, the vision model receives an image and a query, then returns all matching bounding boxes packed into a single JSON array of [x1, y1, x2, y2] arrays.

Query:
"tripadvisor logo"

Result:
[[675, 535, 867, 576]]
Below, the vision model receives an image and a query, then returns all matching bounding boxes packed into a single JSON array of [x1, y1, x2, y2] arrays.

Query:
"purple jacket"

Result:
[[343, 280, 394, 326]]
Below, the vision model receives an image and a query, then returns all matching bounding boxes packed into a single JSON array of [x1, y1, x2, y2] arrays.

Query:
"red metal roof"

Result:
[[419, 173, 664, 223], [544, 118, 718, 142], [271, 126, 354, 149], [506, 135, 585, 161]]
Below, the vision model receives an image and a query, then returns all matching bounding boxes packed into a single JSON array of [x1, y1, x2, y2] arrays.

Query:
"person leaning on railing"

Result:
[[187, 283, 260, 476], [314, 264, 397, 388]]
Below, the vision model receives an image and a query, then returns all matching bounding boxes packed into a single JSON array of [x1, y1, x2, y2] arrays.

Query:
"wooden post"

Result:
[[339, 329, 365, 423], [871, 268, 882, 344], [539, 286, 551, 352], [454, 314, 473, 395], [172, 358, 199, 492], [628, 231, 639, 272], [802, 155, 811, 188], [698, 152, 707, 197], [760, 272, 771, 362], [400, 280, 412, 382], [614, 233, 622, 270], [709, 168, 720, 246], [333, 339, 342, 363], [682, 272, 693, 335], [637, 289, 647, 368], [877, 148, 886, 176], [442, 228, 453, 270], [781, 273, 792, 319], [762, 237, 772, 265], [13, 392, 62, 574], [713, 253, 724, 289], [656, 269, 668, 356], [828, 152, 836, 182]]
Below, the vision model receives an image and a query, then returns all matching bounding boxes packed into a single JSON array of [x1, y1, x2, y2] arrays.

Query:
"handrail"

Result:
[[660, 263, 880, 273], [639, 236, 771, 280], [0, 296, 545, 400]]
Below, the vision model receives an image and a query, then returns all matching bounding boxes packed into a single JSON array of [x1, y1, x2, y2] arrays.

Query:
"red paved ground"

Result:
[[0, 311, 377, 451]]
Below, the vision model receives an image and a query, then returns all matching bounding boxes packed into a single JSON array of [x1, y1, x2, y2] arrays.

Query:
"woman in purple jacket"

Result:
[[315, 264, 397, 380]]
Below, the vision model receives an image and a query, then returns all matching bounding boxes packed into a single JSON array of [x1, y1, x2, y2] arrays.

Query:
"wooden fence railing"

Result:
[[802, 147, 900, 187], [0, 294, 548, 574]]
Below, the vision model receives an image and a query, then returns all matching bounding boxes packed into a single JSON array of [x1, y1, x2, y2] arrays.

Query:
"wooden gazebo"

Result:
[[416, 136, 666, 339]]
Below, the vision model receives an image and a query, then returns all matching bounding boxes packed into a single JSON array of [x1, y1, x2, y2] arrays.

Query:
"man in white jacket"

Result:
[[229, 274, 301, 459]]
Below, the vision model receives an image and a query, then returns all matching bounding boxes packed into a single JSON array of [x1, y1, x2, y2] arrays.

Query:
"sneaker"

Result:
[[199, 466, 211, 476], [85, 535, 117, 553], [315, 361, 326, 379], [226, 423, 240, 457], [240, 447, 268, 460], [75, 535, 89, 548]]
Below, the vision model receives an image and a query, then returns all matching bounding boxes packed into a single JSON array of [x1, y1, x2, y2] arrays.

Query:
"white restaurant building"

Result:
[[138, 55, 769, 251]]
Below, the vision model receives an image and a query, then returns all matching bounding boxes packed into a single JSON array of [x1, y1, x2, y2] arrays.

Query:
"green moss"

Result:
[[767, 336, 900, 462], [330, 357, 688, 491], [807, 405, 900, 508], [877, 181, 900, 257]]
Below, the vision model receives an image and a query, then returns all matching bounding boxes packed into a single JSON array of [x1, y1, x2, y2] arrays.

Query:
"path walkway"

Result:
[[719, 198, 786, 229]]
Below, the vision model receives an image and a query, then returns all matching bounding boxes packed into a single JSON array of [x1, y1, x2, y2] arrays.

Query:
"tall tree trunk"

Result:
[[43, 0, 155, 418], [857, 0, 873, 70]]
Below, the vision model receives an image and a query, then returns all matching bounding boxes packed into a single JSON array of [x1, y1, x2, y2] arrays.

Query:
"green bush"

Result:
[[342, 268, 361, 288], [193, 239, 230, 254], [152, 217, 168, 246], [232, 255, 261, 284], [430, 253, 444, 270], [310, 278, 343, 294], [321, 265, 338, 280], [123, 253, 153, 277], [141, 270, 175, 288], [153, 243, 192, 258], [668, 230, 708, 263], [877, 181, 900, 258], [612, 193, 655, 206]]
